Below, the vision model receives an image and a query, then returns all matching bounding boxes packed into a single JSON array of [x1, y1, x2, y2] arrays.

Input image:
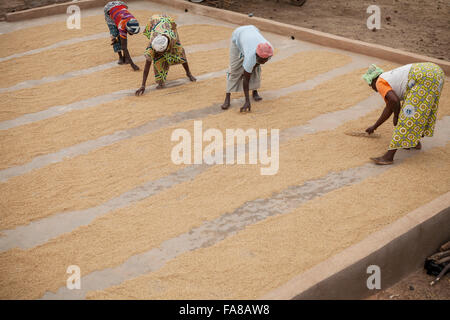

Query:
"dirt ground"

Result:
[[0, 0, 71, 20], [201, 0, 450, 61], [368, 268, 450, 300]]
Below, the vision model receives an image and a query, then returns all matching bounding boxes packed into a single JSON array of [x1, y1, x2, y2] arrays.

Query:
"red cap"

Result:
[[256, 42, 273, 58]]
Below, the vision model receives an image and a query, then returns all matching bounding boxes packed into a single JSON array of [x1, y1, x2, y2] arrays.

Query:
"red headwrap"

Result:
[[256, 42, 273, 58]]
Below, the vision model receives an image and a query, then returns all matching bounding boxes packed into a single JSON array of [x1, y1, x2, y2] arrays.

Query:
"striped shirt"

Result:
[[109, 5, 135, 39]]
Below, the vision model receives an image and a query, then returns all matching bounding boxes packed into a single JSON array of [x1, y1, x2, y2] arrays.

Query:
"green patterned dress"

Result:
[[143, 14, 187, 83], [389, 62, 445, 150]]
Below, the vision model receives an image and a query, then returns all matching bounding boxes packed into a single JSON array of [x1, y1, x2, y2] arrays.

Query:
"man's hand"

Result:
[[241, 70, 252, 112], [110, 36, 119, 46], [135, 86, 145, 96], [365, 125, 377, 135], [131, 63, 140, 71], [240, 100, 251, 113]]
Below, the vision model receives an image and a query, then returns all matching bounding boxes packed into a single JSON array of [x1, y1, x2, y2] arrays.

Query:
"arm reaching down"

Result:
[[366, 90, 401, 134], [386, 91, 401, 126], [120, 37, 139, 71], [135, 59, 152, 96], [240, 71, 252, 112]]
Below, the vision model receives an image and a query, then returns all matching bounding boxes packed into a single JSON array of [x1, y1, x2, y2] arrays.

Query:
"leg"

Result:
[[221, 93, 231, 110], [117, 51, 125, 64], [156, 81, 166, 89], [252, 90, 262, 101], [154, 58, 169, 89], [370, 149, 397, 165], [182, 62, 196, 82]]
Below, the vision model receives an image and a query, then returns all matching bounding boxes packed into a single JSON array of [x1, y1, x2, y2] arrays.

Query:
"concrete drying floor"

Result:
[[0, 1, 449, 299]]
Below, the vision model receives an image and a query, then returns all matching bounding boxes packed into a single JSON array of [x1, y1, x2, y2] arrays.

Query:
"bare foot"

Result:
[[118, 59, 125, 65], [187, 73, 197, 82], [253, 90, 263, 102], [221, 94, 231, 110], [156, 83, 165, 90], [370, 157, 394, 165], [240, 101, 251, 113], [414, 141, 422, 150]]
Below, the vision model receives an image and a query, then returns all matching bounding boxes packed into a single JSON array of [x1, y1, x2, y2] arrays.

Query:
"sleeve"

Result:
[[144, 46, 155, 62], [118, 19, 128, 39], [376, 77, 393, 99]]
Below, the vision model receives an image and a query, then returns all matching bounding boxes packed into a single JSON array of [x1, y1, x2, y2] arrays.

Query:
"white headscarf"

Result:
[[152, 35, 169, 53]]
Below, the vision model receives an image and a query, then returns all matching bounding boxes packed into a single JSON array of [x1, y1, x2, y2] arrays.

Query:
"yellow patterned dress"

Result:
[[143, 14, 187, 83], [389, 62, 445, 150]]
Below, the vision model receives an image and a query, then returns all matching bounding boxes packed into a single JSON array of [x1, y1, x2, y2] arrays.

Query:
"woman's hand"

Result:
[[135, 86, 145, 96], [110, 36, 119, 45], [393, 113, 399, 126], [365, 125, 377, 135]]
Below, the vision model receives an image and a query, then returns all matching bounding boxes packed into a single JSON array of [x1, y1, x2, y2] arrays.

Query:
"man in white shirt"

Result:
[[221, 25, 274, 112]]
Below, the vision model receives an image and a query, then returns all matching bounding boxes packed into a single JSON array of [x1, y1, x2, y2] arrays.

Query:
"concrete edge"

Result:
[[149, 0, 450, 75], [261, 192, 450, 300], [5, 0, 450, 74]]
